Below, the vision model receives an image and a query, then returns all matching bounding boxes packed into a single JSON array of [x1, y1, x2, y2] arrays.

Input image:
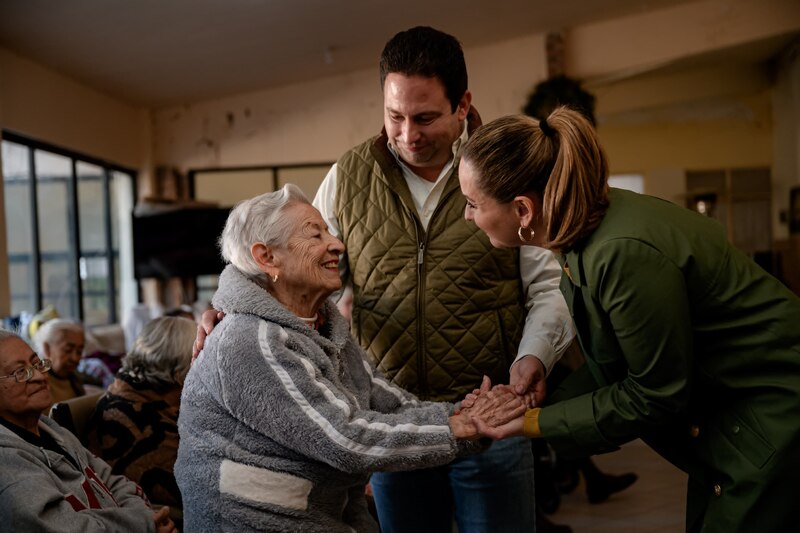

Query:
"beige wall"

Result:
[[566, 0, 800, 80], [771, 40, 800, 240], [0, 48, 150, 170], [566, 0, 797, 238], [597, 85, 773, 203], [153, 32, 548, 174]]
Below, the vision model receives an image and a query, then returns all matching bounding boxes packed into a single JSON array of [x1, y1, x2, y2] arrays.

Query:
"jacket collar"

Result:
[[212, 265, 352, 353], [560, 249, 586, 287]]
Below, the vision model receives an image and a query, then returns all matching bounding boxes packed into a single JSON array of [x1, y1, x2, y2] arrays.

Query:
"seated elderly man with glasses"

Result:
[[0, 329, 177, 532]]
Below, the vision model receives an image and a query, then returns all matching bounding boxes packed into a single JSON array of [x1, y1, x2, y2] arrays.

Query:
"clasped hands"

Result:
[[448, 376, 528, 441]]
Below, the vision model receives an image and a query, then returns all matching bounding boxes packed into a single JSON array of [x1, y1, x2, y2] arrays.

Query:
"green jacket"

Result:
[[540, 188, 800, 532], [334, 109, 524, 402]]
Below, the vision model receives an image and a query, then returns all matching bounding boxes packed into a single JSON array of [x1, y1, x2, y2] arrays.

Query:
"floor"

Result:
[[548, 439, 688, 533]]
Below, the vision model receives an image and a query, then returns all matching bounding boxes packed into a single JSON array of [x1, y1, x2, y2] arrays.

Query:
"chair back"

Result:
[[49, 392, 104, 446]]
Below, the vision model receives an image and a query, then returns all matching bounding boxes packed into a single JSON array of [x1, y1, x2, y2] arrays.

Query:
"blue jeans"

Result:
[[370, 437, 535, 533]]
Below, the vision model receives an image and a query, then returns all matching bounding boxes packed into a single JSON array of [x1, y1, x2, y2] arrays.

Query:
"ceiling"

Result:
[[0, 0, 702, 108]]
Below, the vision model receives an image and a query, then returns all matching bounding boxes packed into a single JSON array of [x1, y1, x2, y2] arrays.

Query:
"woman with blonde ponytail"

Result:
[[458, 107, 800, 532]]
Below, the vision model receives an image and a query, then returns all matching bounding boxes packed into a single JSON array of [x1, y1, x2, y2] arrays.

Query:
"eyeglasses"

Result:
[[0, 359, 52, 383]]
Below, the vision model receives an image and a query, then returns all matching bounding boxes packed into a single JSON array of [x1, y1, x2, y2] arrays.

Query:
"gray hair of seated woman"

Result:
[[118, 316, 196, 389], [218, 183, 310, 281], [33, 319, 84, 353], [0, 328, 31, 349]]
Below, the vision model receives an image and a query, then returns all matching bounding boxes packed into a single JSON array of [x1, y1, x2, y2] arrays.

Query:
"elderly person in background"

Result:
[[176, 184, 523, 533], [34, 319, 86, 407], [0, 329, 177, 532], [88, 316, 195, 511]]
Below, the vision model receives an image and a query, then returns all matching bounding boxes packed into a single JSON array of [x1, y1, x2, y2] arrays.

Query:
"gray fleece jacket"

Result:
[[0, 415, 154, 532], [176, 265, 479, 532]]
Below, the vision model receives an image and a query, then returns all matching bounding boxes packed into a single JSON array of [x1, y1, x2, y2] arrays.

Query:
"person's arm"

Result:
[[537, 239, 694, 456], [360, 352, 523, 441], [81, 440, 154, 511], [0, 458, 156, 533], [510, 246, 576, 406], [204, 319, 484, 473]]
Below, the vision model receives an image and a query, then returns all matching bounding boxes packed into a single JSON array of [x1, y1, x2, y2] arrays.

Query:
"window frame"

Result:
[[2, 130, 138, 324]]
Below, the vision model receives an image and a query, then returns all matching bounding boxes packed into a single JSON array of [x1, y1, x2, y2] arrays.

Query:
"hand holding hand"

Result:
[[471, 412, 526, 440], [448, 411, 480, 440], [467, 384, 526, 428], [509, 355, 546, 408], [458, 375, 492, 411]]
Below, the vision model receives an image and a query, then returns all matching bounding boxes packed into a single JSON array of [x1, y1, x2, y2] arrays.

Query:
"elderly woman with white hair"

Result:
[[33, 318, 86, 407], [0, 329, 177, 532], [175, 184, 523, 533], [88, 316, 196, 512]]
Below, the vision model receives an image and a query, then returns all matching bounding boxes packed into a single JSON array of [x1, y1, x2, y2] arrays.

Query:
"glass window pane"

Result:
[[4, 138, 137, 326], [196, 274, 219, 308], [2, 141, 37, 317], [40, 258, 75, 319], [77, 162, 106, 251], [608, 174, 644, 194], [36, 150, 78, 318], [276, 166, 330, 202], [112, 171, 136, 324], [77, 162, 109, 325], [194, 169, 273, 207], [80, 256, 110, 326]]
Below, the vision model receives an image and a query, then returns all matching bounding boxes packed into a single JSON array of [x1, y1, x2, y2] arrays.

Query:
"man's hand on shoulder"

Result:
[[192, 309, 226, 361]]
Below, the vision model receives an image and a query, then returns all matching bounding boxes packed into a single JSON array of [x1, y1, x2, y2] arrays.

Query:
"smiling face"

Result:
[[44, 329, 84, 378], [383, 73, 470, 180], [0, 337, 52, 424], [459, 159, 538, 249], [266, 203, 345, 316]]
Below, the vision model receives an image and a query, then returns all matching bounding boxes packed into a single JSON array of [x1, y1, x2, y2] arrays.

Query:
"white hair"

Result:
[[0, 329, 37, 370], [218, 183, 310, 279], [0, 328, 31, 349], [33, 319, 84, 353], [118, 316, 196, 388]]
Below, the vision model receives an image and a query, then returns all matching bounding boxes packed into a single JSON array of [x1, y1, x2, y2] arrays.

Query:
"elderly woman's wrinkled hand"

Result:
[[448, 411, 480, 440], [465, 384, 526, 428], [456, 375, 492, 412]]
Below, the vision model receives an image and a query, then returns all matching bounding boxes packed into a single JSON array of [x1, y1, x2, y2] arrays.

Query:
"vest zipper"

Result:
[[414, 182, 459, 400], [416, 238, 428, 398]]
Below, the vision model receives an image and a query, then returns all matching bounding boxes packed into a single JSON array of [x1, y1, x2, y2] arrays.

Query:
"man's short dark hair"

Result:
[[379, 26, 468, 112]]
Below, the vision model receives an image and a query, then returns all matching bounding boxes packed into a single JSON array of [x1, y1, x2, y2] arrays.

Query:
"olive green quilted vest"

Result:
[[334, 121, 524, 402]]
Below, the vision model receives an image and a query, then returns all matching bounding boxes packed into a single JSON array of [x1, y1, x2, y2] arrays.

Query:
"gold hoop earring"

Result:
[[518, 226, 535, 243], [271, 273, 279, 283]]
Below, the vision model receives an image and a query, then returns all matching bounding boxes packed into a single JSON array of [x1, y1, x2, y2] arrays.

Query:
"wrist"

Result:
[[523, 408, 543, 438], [448, 414, 473, 439]]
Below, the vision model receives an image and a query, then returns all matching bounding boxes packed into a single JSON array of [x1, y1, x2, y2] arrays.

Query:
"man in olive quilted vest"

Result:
[[313, 26, 574, 533]]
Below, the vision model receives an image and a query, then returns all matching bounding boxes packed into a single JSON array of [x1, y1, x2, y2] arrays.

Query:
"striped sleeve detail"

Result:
[[360, 359, 421, 406], [258, 322, 452, 457]]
